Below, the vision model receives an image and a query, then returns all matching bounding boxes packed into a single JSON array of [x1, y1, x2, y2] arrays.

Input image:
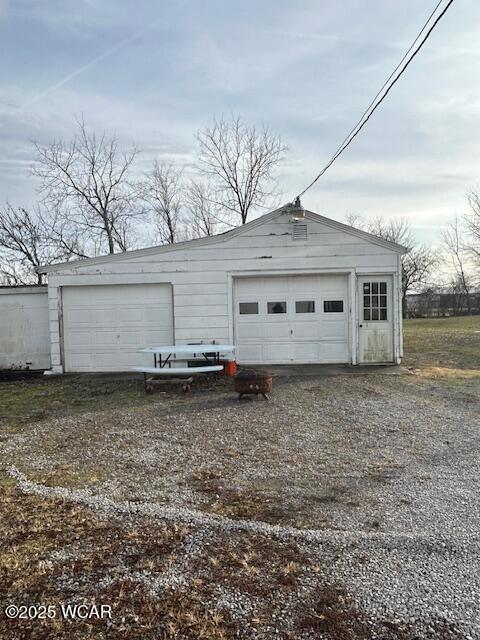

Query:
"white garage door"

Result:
[[234, 274, 349, 364], [62, 284, 173, 372]]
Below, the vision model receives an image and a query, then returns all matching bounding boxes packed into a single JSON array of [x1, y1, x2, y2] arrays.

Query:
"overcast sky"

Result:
[[0, 0, 479, 246]]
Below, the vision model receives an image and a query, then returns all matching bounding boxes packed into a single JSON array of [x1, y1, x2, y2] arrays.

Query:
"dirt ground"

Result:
[[0, 316, 479, 639]]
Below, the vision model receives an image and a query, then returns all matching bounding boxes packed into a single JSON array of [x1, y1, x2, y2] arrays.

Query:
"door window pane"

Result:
[[296, 300, 315, 313], [267, 301, 287, 314], [363, 281, 388, 322], [239, 302, 258, 315], [324, 300, 344, 313]]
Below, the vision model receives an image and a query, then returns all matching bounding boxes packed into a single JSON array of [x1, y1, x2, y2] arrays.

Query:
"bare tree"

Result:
[[364, 215, 413, 247], [196, 115, 286, 225], [401, 245, 438, 310], [0, 203, 73, 284], [442, 215, 474, 314], [350, 214, 437, 316], [184, 180, 218, 238], [40, 205, 89, 261], [32, 119, 144, 255], [143, 161, 184, 244]]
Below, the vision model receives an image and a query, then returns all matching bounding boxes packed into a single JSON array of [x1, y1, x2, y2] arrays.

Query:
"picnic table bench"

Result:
[[134, 344, 235, 393]]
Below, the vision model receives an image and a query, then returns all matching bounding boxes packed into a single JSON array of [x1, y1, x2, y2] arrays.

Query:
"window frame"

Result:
[[362, 280, 388, 322], [295, 300, 315, 314], [323, 299, 344, 313], [267, 301, 287, 314], [238, 301, 259, 315]]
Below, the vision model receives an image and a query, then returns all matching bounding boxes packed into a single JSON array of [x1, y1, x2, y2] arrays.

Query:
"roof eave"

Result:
[[37, 205, 289, 274]]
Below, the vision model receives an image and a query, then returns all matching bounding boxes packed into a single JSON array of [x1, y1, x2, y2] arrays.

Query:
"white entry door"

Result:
[[234, 274, 349, 364], [357, 275, 394, 363], [62, 283, 174, 372]]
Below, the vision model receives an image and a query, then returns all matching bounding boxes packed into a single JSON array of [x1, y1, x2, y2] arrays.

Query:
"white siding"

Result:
[[0, 287, 50, 370], [43, 211, 402, 372]]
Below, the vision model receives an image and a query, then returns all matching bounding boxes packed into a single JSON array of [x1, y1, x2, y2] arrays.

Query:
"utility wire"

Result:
[[297, 0, 455, 198], [316, 0, 444, 175]]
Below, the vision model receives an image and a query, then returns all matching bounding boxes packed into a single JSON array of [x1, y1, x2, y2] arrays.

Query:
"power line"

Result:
[[319, 0, 444, 173], [297, 0, 455, 198]]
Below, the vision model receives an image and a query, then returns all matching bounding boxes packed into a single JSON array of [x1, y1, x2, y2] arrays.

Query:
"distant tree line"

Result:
[[406, 289, 480, 318]]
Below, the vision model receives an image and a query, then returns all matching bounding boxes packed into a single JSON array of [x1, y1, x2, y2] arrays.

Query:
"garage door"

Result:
[[62, 284, 173, 372], [234, 275, 349, 364]]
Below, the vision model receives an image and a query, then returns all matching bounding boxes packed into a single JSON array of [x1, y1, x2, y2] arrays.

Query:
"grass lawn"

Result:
[[403, 315, 480, 380]]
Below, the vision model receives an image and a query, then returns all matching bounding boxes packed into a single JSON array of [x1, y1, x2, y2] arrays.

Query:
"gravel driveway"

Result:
[[2, 372, 479, 638]]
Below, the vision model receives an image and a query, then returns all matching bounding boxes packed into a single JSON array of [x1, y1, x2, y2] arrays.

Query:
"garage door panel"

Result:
[[117, 331, 142, 346], [293, 322, 318, 339], [236, 344, 260, 362], [62, 284, 173, 372], [144, 305, 171, 322], [68, 353, 91, 369], [293, 342, 320, 361], [64, 309, 91, 325], [69, 330, 93, 348], [234, 275, 350, 365], [321, 322, 348, 340], [144, 330, 172, 342], [237, 324, 264, 340], [264, 343, 292, 362], [321, 342, 349, 362], [265, 323, 291, 339]]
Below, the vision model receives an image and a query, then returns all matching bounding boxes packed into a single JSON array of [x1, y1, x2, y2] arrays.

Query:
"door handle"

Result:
[[359, 324, 363, 328]]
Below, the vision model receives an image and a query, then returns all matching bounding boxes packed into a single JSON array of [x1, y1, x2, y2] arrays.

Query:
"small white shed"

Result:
[[0, 286, 51, 370], [37, 207, 406, 373]]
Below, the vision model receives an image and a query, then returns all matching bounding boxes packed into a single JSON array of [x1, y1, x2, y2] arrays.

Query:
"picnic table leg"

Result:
[[143, 372, 153, 393]]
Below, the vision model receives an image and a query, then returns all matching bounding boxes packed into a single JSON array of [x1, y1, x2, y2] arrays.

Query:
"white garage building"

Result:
[[36, 207, 406, 374]]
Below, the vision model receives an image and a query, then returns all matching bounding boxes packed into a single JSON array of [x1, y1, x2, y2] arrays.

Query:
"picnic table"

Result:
[[138, 344, 236, 368], [133, 344, 236, 393]]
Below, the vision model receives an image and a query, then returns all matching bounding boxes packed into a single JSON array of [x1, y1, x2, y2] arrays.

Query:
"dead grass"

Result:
[[188, 468, 294, 524], [0, 481, 409, 640], [0, 480, 237, 639], [403, 315, 480, 373], [0, 375, 151, 432], [2, 479, 464, 639]]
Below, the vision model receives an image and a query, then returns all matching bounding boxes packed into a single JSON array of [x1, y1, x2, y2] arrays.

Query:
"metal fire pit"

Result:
[[234, 370, 272, 400]]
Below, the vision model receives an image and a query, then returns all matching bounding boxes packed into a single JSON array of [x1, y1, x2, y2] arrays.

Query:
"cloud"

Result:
[[21, 24, 154, 109], [1, 0, 480, 251]]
